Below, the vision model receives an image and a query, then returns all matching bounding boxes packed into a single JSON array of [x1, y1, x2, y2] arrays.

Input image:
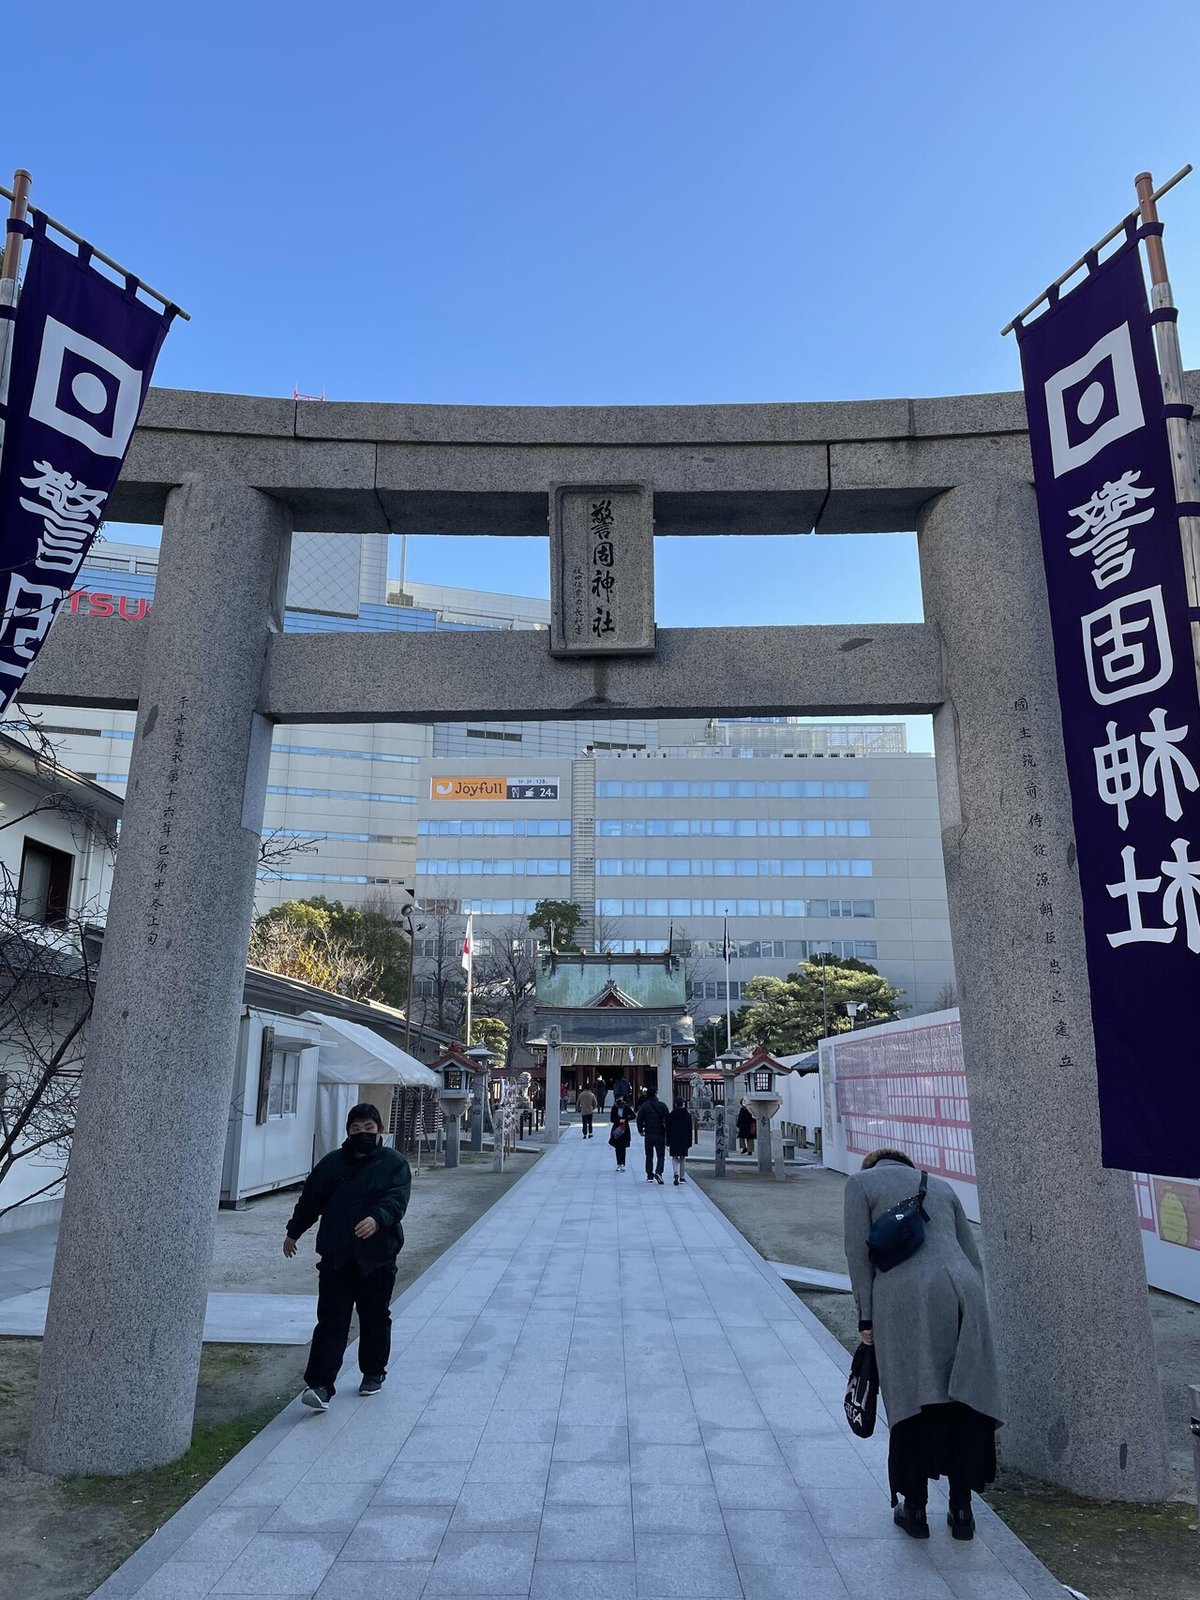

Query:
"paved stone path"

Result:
[[93, 1137, 1065, 1599], [0, 1224, 316, 1344]]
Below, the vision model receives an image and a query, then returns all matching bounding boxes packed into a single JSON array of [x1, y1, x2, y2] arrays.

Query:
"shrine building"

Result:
[[527, 950, 696, 1103]]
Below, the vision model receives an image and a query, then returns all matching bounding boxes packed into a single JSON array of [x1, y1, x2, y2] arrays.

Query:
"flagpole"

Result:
[[1134, 171, 1200, 697], [0, 169, 32, 469], [723, 912, 732, 1054], [463, 911, 474, 1046]]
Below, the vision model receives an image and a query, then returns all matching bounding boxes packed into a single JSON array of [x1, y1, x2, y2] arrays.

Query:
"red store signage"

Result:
[[68, 589, 151, 620]]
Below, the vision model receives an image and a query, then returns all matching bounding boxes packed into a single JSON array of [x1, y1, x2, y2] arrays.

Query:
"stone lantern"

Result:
[[715, 1046, 747, 1178], [465, 1040, 495, 1154], [739, 1045, 792, 1180], [431, 1046, 474, 1169]]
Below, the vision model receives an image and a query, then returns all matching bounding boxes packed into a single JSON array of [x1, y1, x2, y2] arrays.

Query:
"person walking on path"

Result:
[[613, 1073, 633, 1108], [843, 1148, 1003, 1542], [666, 1096, 693, 1185], [636, 1087, 669, 1184], [609, 1098, 633, 1171], [576, 1084, 597, 1138], [283, 1103, 412, 1410], [736, 1099, 756, 1156]]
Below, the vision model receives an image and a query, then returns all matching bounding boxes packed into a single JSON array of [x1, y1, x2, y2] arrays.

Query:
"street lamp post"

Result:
[[844, 1000, 867, 1031], [399, 901, 425, 1057]]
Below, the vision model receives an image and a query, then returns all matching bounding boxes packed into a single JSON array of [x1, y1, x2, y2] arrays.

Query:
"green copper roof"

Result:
[[534, 952, 688, 1010]]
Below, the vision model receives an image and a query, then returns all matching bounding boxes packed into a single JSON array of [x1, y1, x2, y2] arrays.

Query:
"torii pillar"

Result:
[[28, 481, 290, 1474]]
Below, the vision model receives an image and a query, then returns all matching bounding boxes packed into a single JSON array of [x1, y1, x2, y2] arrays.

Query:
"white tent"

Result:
[[302, 1011, 439, 1159], [776, 1051, 822, 1138]]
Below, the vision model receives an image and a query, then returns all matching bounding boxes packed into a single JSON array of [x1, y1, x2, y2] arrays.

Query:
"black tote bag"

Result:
[[843, 1341, 879, 1438]]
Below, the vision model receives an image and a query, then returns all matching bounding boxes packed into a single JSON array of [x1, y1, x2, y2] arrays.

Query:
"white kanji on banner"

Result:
[[0, 574, 60, 678], [1094, 707, 1200, 829], [1081, 587, 1174, 706]]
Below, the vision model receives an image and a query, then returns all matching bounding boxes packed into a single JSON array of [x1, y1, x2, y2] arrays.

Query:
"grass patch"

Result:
[[989, 1471, 1198, 1539], [64, 1398, 282, 1528]]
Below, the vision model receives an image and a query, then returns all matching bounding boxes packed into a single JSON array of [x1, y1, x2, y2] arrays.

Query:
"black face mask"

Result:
[[347, 1131, 378, 1156]]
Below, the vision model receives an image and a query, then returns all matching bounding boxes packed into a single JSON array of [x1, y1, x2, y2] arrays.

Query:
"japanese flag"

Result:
[[461, 913, 474, 973]]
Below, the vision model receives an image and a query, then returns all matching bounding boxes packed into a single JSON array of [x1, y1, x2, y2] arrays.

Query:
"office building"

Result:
[[419, 733, 952, 1029], [17, 535, 954, 1029]]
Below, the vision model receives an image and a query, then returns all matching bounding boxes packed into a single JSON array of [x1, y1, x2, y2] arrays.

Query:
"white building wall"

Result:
[[0, 759, 118, 1230]]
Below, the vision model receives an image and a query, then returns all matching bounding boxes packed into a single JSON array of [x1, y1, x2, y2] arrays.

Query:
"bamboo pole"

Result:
[[1135, 170, 1200, 698], [0, 169, 32, 464], [0, 178, 189, 320], [1001, 165, 1192, 336]]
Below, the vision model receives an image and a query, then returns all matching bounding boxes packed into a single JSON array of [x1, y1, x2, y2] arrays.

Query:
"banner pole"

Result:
[[1001, 164, 1191, 336], [0, 168, 32, 467], [1135, 170, 1200, 695]]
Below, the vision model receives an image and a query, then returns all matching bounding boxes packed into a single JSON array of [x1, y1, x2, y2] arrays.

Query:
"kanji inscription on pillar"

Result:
[[549, 484, 655, 657]]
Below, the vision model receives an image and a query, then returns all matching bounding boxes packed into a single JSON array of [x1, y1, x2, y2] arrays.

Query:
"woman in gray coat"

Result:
[[844, 1149, 1002, 1541]]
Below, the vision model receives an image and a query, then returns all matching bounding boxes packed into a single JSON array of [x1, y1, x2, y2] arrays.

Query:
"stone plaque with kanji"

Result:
[[549, 484, 655, 656]]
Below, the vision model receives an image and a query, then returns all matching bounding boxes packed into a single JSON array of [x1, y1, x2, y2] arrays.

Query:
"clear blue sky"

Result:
[[8, 0, 1199, 654]]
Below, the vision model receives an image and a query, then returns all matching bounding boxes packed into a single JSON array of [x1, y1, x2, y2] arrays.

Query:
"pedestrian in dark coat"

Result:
[[284, 1102, 411, 1409], [844, 1149, 1003, 1542], [613, 1074, 633, 1106], [636, 1089, 669, 1184], [666, 1097, 693, 1185], [609, 1099, 633, 1171], [736, 1101, 756, 1155]]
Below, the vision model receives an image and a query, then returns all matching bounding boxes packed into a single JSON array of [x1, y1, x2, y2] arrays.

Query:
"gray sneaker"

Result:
[[359, 1374, 386, 1397], [301, 1384, 331, 1411]]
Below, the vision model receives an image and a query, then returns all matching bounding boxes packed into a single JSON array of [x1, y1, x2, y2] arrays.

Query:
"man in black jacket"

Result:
[[283, 1102, 411, 1409], [636, 1088, 669, 1184]]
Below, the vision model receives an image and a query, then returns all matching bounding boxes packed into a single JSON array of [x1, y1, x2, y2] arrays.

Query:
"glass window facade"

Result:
[[595, 778, 868, 799], [273, 743, 418, 765], [596, 896, 872, 918], [596, 817, 870, 837], [458, 898, 545, 915], [266, 785, 416, 804], [272, 828, 412, 845], [594, 859, 872, 878], [418, 858, 571, 876], [256, 870, 406, 885], [685, 950, 878, 998], [419, 818, 571, 836], [681, 915, 875, 954]]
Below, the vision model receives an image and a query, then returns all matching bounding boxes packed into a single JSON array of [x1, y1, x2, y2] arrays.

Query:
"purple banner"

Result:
[[1018, 233, 1200, 1178], [0, 218, 174, 710]]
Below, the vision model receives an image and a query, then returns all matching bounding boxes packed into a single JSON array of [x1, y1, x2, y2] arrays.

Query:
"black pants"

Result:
[[614, 1141, 627, 1167], [644, 1136, 665, 1177], [582, 1114, 593, 1137], [304, 1259, 397, 1395]]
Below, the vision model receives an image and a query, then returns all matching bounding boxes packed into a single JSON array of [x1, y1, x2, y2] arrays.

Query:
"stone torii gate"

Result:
[[20, 385, 1182, 1500]]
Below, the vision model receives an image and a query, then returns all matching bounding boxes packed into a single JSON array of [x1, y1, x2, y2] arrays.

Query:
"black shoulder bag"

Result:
[[866, 1169, 930, 1273]]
